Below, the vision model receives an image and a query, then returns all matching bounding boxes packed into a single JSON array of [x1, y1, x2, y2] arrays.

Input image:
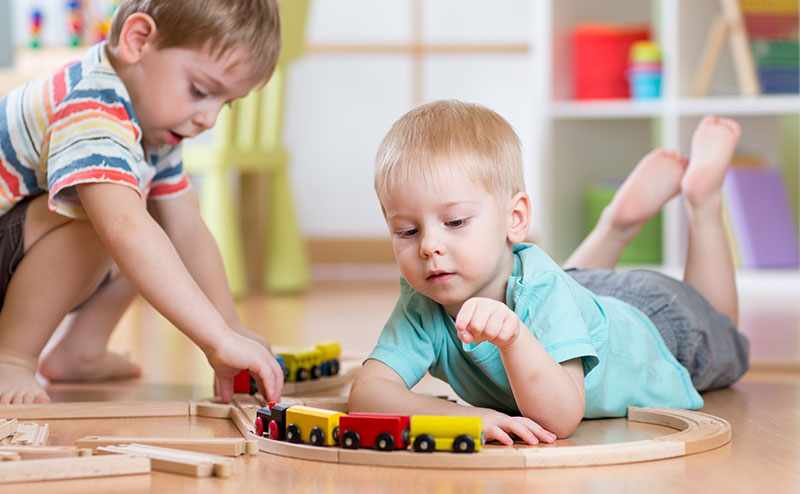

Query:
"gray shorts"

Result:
[[0, 198, 33, 311], [566, 268, 750, 392]]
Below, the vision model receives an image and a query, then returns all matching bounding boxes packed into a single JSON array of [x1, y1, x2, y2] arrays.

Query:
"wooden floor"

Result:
[[4, 278, 800, 493]]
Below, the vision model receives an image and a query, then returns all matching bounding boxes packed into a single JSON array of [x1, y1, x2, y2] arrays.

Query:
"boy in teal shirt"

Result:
[[349, 101, 749, 444]]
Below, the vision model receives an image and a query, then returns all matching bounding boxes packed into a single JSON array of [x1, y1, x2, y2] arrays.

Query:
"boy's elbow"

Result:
[[552, 402, 585, 439]]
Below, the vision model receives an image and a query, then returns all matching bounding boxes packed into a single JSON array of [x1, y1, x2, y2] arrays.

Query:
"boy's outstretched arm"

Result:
[[146, 188, 284, 400], [456, 297, 586, 438], [76, 182, 282, 402], [349, 359, 557, 445]]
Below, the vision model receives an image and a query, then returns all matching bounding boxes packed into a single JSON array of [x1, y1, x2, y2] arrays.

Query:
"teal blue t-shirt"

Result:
[[367, 243, 703, 417]]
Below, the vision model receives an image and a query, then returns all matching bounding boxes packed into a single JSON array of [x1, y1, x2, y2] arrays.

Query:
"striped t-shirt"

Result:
[[0, 42, 190, 218]]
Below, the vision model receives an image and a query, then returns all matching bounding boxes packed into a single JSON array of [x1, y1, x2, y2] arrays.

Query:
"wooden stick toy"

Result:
[[0, 418, 17, 440], [0, 445, 91, 459], [98, 443, 233, 478], [77, 436, 257, 457], [0, 454, 151, 484]]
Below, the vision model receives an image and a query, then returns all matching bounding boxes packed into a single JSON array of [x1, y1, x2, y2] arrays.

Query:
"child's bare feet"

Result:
[[681, 115, 741, 210], [0, 353, 51, 404], [38, 346, 141, 383], [602, 148, 689, 240], [563, 148, 687, 270]]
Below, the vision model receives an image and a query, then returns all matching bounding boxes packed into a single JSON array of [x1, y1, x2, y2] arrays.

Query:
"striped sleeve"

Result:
[[148, 143, 191, 200], [45, 86, 143, 218]]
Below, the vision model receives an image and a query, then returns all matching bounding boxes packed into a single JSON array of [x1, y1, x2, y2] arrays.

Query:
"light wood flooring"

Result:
[[4, 277, 800, 493]]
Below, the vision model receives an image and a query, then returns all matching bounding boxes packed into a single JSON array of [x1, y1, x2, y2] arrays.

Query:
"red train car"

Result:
[[338, 413, 411, 451]]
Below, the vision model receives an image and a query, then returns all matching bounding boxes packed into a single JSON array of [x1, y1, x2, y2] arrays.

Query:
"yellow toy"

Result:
[[279, 339, 341, 382], [279, 347, 323, 382], [409, 416, 484, 453], [285, 406, 344, 446]]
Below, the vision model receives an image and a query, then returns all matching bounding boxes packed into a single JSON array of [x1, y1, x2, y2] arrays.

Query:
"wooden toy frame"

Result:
[[0, 396, 731, 470]]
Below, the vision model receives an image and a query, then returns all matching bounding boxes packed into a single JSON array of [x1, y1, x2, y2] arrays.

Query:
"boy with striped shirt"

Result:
[[0, 0, 285, 404]]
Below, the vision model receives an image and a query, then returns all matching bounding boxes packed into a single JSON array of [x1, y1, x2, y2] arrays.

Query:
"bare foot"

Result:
[[602, 148, 688, 237], [0, 353, 51, 404], [681, 115, 741, 209], [38, 348, 141, 383]]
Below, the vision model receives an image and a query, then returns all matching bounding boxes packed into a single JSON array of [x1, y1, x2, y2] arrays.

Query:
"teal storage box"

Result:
[[585, 182, 663, 264]]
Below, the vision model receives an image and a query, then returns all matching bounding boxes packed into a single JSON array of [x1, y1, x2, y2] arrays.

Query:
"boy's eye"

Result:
[[445, 218, 467, 228], [190, 84, 207, 98], [397, 228, 418, 238]]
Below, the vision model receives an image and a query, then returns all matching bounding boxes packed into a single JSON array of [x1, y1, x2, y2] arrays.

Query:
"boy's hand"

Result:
[[207, 331, 284, 403], [482, 410, 558, 446], [455, 297, 523, 348]]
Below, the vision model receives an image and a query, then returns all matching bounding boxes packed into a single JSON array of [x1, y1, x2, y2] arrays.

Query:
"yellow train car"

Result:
[[279, 347, 323, 382], [409, 415, 484, 453], [285, 405, 345, 446], [314, 340, 341, 376]]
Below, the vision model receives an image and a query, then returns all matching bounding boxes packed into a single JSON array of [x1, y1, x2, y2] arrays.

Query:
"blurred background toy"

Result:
[[66, 1, 82, 47], [627, 40, 662, 99], [29, 8, 43, 49]]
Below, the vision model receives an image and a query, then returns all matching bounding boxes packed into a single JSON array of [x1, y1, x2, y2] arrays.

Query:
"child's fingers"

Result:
[[506, 420, 540, 445], [483, 425, 514, 446], [268, 358, 284, 401], [454, 299, 478, 332], [520, 418, 557, 444], [217, 376, 234, 403]]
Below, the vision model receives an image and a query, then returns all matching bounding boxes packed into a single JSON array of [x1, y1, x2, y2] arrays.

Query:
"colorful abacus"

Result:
[[30, 9, 43, 49], [67, 1, 83, 47]]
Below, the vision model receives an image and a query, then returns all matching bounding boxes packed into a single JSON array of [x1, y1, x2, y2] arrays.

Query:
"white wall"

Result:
[[285, 0, 534, 238]]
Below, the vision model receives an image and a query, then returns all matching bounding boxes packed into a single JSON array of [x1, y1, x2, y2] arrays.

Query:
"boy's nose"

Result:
[[419, 233, 444, 257], [193, 108, 219, 131]]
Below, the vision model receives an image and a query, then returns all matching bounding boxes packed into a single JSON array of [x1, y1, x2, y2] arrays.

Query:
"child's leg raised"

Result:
[[0, 195, 113, 404], [564, 149, 688, 269], [38, 272, 141, 382], [681, 116, 740, 325]]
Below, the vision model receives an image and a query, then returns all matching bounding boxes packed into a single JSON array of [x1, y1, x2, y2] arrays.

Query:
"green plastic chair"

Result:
[[182, 0, 311, 295]]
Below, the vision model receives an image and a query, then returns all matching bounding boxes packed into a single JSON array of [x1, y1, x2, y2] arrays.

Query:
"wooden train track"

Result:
[[0, 395, 731, 471]]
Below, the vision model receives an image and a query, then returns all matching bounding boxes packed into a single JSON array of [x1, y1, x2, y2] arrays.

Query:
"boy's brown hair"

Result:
[[375, 100, 525, 204], [109, 0, 282, 84]]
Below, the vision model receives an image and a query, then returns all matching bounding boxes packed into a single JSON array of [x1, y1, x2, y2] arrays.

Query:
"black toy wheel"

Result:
[[341, 430, 360, 449], [309, 427, 325, 446], [286, 424, 301, 443], [329, 359, 341, 375], [311, 365, 322, 380], [413, 434, 435, 453], [453, 435, 475, 453], [295, 368, 308, 382], [375, 433, 395, 451]]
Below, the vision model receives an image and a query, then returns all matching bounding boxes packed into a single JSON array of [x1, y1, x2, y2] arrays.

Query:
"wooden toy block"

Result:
[[0, 418, 17, 439], [0, 445, 91, 459], [0, 401, 190, 420], [98, 444, 234, 478], [77, 436, 254, 457], [0, 454, 151, 484], [10, 422, 48, 446], [0, 450, 21, 461]]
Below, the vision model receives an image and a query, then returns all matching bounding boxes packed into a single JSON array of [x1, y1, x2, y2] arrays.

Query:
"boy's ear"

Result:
[[507, 191, 531, 244], [117, 13, 158, 65]]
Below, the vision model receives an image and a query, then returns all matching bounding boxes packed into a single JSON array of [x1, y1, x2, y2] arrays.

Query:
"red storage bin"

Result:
[[572, 24, 650, 99]]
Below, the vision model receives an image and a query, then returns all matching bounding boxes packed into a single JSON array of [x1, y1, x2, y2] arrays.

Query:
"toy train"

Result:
[[255, 403, 484, 453], [234, 340, 342, 394]]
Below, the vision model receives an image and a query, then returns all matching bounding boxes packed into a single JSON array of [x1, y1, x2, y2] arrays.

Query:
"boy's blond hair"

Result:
[[375, 100, 525, 204], [109, 0, 281, 84]]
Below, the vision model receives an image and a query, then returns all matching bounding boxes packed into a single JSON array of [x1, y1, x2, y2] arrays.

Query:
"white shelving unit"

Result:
[[529, 0, 800, 295]]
